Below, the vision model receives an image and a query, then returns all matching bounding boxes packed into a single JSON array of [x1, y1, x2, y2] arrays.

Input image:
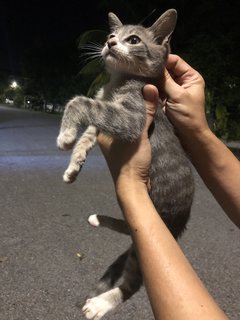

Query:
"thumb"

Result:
[[143, 85, 159, 132], [163, 69, 182, 101]]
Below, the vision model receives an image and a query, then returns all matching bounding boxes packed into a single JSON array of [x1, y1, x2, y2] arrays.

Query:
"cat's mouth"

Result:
[[102, 46, 117, 59], [102, 45, 129, 72], [106, 51, 116, 58]]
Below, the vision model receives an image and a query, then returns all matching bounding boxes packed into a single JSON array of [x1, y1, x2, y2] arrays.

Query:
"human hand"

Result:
[[163, 54, 209, 139], [97, 85, 158, 194]]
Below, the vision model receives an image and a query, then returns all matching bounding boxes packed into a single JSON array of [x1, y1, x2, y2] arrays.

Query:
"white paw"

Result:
[[88, 214, 100, 227], [63, 164, 81, 183], [63, 169, 76, 183], [56, 128, 77, 150], [82, 296, 112, 320]]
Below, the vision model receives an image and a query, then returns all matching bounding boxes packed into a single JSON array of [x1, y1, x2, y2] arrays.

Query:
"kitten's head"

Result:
[[101, 9, 177, 78]]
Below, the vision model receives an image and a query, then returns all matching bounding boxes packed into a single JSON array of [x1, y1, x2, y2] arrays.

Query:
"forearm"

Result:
[[117, 182, 227, 320], [163, 54, 240, 227], [183, 129, 240, 227]]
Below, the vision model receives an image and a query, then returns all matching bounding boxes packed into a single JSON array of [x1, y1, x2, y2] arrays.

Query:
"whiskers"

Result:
[[78, 41, 147, 77], [79, 42, 103, 63]]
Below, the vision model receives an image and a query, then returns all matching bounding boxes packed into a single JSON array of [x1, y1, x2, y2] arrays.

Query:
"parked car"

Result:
[[45, 102, 64, 113], [5, 98, 14, 104], [54, 104, 64, 113], [45, 103, 54, 113], [24, 96, 44, 110], [33, 99, 44, 111]]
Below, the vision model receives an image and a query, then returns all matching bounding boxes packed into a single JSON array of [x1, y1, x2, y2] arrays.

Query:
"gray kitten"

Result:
[[57, 9, 194, 319]]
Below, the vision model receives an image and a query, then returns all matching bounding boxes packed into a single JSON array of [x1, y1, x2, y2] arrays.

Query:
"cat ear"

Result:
[[108, 12, 123, 32], [149, 9, 177, 43]]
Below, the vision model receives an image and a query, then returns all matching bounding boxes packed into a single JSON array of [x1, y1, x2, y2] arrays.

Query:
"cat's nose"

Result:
[[107, 39, 117, 49]]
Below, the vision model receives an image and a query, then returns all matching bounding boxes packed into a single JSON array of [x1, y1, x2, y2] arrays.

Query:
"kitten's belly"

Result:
[[149, 114, 194, 236]]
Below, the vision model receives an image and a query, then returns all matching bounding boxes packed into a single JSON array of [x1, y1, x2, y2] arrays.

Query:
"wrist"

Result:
[[116, 177, 149, 208], [116, 179, 155, 231], [179, 126, 213, 152]]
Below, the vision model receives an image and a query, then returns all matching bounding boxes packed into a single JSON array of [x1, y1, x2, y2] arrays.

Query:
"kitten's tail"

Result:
[[88, 214, 130, 235]]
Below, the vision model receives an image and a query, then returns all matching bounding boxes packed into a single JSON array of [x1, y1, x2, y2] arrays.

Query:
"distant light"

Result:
[[10, 81, 18, 89], [27, 100, 30, 104]]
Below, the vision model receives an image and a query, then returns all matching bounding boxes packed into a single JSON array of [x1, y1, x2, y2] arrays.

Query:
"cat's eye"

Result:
[[126, 35, 141, 45]]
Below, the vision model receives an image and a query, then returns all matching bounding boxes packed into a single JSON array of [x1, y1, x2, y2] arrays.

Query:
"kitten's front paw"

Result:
[[63, 161, 84, 183], [63, 169, 77, 183], [56, 128, 77, 150]]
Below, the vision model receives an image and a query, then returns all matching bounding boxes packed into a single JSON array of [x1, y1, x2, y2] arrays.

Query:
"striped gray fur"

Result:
[[57, 10, 195, 319]]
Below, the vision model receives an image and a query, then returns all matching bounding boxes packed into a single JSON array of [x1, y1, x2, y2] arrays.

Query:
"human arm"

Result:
[[117, 181, 227, 320], [97, 85, 228, 320], [163, 54, 240, 228]]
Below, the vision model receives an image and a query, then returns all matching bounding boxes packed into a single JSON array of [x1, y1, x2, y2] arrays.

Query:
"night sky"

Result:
[[1, 0, 239, 79], [0, 0, 109, 75]]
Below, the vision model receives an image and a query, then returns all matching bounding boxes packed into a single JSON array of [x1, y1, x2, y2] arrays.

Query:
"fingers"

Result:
[[167, 54, 205, 88], [164, 54, 205, 102], [166, 54, 193, 79], [164, 54, 191, 99], [142, 85, 159, 134], [163, 68, 183, 102]]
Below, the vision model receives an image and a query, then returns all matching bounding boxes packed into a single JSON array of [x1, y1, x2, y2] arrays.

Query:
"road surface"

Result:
[[0, 105, 239, 320]]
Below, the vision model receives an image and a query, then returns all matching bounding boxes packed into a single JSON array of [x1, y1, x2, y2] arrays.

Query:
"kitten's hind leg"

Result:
[[82, 288, 124, 320], [82, 247, 142, 319], [63, 126, 97, 183], [87, 249, 129, 298], [118, 247, 142, 301]]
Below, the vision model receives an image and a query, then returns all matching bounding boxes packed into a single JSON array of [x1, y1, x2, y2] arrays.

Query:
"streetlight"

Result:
[[10, 81, 19, 89]]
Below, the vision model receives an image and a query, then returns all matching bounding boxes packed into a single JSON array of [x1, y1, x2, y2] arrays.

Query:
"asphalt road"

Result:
[[0, 105, 239, 320]]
